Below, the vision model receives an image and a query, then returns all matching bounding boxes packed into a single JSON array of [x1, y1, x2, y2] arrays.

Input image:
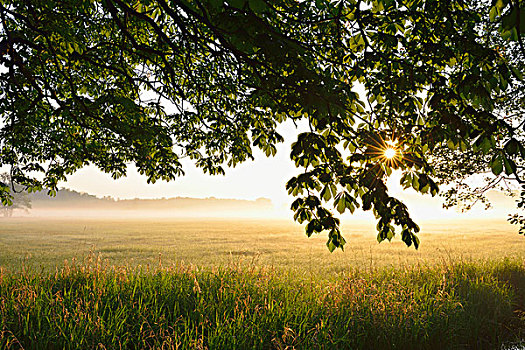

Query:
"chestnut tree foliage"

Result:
[[0, 0, 524, 250]]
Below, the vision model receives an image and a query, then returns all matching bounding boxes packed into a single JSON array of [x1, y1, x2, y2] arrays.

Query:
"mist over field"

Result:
[[3, 184, 522, 222], [10, 188, 277, 219], [1, 185, 522, 273]]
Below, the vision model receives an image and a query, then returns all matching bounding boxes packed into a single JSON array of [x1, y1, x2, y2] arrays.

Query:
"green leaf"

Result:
[[519, 143, 525, 158], [503, 157, 516, 175], [491, 156, 503, 175], [480, 137, 492, 154], [505, 139, 519, 155], [413, 234, 420, 249], [489, 6, 498, 22], [336, 195, 346, 214], [227, 0, 246, 8], [248, 0, 267, 13], [459, 140, 467, 152], [510, 65, 523, 80], [321, 185, 332, 201], [208, 0, 223, 9], [501, 8, 518, 31]]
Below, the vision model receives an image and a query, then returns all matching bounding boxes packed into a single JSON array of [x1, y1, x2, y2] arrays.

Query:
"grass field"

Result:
[[1, 216, 525, 349], [1, 217, 525, 274]]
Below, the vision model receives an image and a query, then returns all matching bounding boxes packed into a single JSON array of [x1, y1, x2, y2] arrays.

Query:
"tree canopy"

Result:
[[0, 0, 524, 250]]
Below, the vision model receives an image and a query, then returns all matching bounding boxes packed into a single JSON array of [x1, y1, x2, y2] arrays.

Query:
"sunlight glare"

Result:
[[384, 147, 397, 160]]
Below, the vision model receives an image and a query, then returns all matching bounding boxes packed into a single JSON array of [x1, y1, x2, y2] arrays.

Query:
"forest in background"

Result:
[[1, 188, 274, 217]]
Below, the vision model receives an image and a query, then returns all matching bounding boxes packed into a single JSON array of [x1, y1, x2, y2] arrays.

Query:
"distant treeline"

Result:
[[29, 188, 273, 212]]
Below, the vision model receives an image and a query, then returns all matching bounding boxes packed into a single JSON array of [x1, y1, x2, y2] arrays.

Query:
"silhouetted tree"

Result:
[[0, 173, 31, 217]]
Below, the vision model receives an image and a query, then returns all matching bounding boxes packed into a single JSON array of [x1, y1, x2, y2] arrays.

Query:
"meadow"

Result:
[[1, 217, 525, 274], [1, 216, 525, 349]]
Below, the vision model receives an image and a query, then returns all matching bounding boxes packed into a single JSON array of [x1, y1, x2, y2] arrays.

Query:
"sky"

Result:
[[65, 120, 304, 207]]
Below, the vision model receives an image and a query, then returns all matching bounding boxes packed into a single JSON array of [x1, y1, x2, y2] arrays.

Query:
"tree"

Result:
[[429, 0, 525, 228], [0, 0, 523, 250], [0, 172, 31, 217]]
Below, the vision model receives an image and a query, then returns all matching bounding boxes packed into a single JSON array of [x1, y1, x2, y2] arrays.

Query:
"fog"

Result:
[[2, 185, 522, 224]]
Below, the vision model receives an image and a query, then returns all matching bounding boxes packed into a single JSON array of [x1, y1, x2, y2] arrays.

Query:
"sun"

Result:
[[379, 139, 403, 167], [364, 135, 403, 168], [384, 147, 397, 160]]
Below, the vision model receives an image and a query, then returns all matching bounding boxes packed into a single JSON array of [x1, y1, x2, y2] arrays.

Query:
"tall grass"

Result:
[[1, 254, 525, 349]]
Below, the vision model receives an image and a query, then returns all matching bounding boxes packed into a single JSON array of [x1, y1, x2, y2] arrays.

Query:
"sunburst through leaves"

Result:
[[365, 134, 403, 168], [380, 140, 402, 167]]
